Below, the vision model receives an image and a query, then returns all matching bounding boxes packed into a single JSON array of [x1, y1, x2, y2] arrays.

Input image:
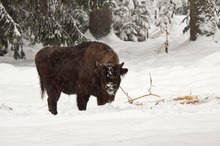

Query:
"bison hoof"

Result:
[[78, 107, 86, 111], [49, 109, 58, 115]]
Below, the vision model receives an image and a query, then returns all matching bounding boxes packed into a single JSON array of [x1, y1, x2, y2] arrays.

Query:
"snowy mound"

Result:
[[1, 18, 220, 146]]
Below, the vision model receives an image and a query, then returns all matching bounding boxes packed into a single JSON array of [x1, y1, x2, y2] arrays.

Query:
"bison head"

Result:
[[96, 62, 128, 97]]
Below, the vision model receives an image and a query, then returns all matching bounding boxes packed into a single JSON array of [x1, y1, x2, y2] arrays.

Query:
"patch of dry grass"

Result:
[[174, 95, 199, 104]]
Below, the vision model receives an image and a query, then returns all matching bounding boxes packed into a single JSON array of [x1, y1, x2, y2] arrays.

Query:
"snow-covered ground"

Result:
[[1, 17, 220, 146]]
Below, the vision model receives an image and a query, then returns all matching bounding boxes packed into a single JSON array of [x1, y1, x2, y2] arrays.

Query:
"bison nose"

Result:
[[105, 82, 118, 96], [105, 82, 117, 90]]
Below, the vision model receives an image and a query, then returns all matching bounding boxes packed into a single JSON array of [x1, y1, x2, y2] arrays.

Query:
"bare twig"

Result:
[[120, 73, 161, 105], [130, 93, 161, 102], [119, 86, 133, 104], [129, 73, 160, 103], [148, 72, 153, 93]]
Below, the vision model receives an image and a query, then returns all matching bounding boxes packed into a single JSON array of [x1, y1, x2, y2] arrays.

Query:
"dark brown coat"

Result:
[[35, 41, 128, 115]]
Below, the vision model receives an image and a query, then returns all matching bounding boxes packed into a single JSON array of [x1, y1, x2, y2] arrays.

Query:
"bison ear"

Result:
[[118, 62, 128, 76], [121, 68, 128, 76], [119, 62, 124, 68]]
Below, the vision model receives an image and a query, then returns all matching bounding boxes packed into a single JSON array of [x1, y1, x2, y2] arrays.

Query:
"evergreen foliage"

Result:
[[0, 0, 219, 60], [155, 0, 177, 29], [1, 0, 88, 47], [0, 1, 25, 59], [76, 0, 115, 11], [37, 0, 87, 46], [113, 0, 152, 42], [190, 0, 217, 41]]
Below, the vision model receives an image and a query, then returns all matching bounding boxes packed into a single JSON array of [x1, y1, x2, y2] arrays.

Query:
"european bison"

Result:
[[35, 41, 128, 115]]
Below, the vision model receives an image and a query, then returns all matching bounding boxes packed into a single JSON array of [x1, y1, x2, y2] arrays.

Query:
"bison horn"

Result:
[[119, 62, 124, 68]]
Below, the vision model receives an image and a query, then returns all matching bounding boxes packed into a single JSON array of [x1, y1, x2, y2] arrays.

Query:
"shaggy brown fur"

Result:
[[35, 41, 128, 115]]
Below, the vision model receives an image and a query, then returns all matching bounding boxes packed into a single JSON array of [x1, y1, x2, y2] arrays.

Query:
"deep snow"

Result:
[[1, 16, 220, 146]]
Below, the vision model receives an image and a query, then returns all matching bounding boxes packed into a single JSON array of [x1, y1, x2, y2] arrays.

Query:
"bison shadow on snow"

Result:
[[35, 41, 128, 115]]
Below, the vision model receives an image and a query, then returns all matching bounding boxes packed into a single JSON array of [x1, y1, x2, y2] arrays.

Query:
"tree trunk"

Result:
[[190, 0, 216, 41], [39, 0, 47, 16], [190, 0, 200, 41], [89, 8, 112, 39]]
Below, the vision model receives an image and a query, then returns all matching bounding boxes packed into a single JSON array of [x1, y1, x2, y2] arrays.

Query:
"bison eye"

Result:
[[107, 70, 113, 78]]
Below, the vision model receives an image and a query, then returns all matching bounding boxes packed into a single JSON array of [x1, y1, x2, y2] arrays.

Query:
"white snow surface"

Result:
[[1, 17, 220, 146]]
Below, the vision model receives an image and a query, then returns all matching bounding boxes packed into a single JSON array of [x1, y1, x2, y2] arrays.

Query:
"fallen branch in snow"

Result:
[[119, 86, 133, 104], [0, 104, 13, 111], [120, 73, 161, 105]]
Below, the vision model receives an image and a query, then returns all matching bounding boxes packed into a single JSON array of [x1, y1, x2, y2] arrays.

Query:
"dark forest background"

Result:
[[0, 0, 220, 59]]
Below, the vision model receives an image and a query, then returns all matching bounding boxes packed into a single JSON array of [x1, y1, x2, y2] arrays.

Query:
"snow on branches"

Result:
[[0, 2, 21, 38], [113, 0, 152, 42], [0, 2, 25, 59]]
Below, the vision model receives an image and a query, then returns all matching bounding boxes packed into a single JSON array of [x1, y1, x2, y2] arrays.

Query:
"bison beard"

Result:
[[35, 41, 128, 115]]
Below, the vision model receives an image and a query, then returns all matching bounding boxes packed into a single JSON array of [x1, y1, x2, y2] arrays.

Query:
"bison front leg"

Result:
[[97, 95, 114, 106], [47, 88, 61, 115], [76, 93, 90, 111], [97, 97, 106, 106]]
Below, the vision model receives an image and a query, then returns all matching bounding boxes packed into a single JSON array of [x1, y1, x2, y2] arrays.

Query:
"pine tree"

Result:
[[0, 1, 25, 59], [10, 0, 88, 46], [155, 0, 177, 29], [190, 0, 217, 41], [175, 0, 188, 15], [113, 1, 133, 40], [132, 0, 152, 41], [37, 0, 87, 46], [113, 0, 152, 42]]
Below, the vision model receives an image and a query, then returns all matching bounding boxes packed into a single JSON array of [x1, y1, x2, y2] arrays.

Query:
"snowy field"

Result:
[[1, 18, 220, 145]]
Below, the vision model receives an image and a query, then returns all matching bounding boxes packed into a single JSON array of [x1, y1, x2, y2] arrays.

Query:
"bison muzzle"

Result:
[[35, 41, 128, 115]]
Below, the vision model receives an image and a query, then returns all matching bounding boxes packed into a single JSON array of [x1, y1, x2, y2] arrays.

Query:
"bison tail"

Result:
[[36, 69, 45, 99], [39, 76, 45, 99]]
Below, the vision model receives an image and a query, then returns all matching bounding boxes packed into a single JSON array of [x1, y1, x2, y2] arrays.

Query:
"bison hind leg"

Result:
[[47, 88, 61, 115], [77, 93, 90, 111], [48, 98, 58, 115]]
